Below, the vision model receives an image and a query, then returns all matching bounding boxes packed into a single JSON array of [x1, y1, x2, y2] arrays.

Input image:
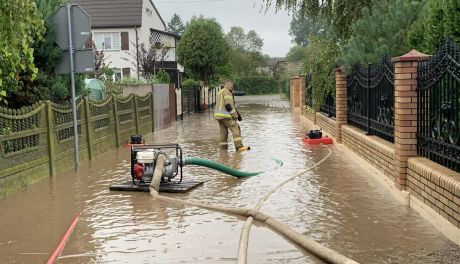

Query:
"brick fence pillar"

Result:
[[392, 50, 430, 190], [335, 68, 347, 143], [290, 76, 300, 108], [299, 74, 306, 107]]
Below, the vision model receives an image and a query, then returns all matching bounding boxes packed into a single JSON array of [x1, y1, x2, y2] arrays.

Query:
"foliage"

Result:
[[262, 0, 372, 39], [0, 90, 6, 106], [289, 13, 328, 46], [215, 63, 237, 80], [304, 36, 340, 107], [167, 13, 186, 35], [119, 77, 155, 85], [224, 27, 266, 77], [408, 0, 460, 54], [286, 46, 308, 62], [228, 49, 267, 77], [233, 76, 279, 94], [100, 67, 122, 96], [341, 0, 426, 67], [0, 0, 45, 92], [226, 27, 246, 50], [445, 0, 460, 45], [4, 0, 89, 107], [155, 70, 170, 84], [87, 41, 108, 79], [124, 42, 169, 79], [176, 16, 229, 85], [226, 27, 264, 52], [182, 78, 198, 88]]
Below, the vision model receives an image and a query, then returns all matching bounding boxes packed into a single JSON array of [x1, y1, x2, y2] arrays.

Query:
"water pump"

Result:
[[131, 144, 183, 185]]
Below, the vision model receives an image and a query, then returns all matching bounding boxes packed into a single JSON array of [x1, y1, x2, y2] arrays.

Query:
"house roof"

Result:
[[71, 0, 166, 29]]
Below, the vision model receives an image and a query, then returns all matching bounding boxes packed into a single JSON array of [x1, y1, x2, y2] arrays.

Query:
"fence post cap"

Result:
[[392, 50, 431, 62]]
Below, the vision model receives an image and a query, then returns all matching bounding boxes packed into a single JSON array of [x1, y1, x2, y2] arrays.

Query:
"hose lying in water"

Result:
[[182, 157, 262, 177], [237, 146, 332, 264], [149, 151, 359, 264]]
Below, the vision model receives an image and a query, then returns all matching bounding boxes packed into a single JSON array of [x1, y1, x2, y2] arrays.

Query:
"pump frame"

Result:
[[130, 144, 184, 185]]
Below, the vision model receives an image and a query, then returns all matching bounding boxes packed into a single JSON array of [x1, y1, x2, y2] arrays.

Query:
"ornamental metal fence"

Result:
[[347, 54, 395, 142], [417, 39, 460, 172], [319, 91, 336, 118]]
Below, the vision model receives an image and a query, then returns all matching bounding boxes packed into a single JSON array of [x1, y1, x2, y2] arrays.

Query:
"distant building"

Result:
[[72, 0, 184, 87]]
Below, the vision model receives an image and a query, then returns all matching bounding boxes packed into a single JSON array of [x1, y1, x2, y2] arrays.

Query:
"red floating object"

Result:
[[302, 137, 333, 145]]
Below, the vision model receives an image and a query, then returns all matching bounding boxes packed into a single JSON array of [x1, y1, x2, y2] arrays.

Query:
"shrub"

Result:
[[182, 78, 198, 88], [155, 70, 170, 84], [233, 76, 279, 95]]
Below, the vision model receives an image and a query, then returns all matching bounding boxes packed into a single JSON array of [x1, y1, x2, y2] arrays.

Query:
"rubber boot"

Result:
[[237, 146, 251, 151]]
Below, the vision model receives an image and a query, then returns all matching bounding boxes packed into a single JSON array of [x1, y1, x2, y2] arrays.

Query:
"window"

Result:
[[113, 68, 122, 82], [94, 33, 121, 50]]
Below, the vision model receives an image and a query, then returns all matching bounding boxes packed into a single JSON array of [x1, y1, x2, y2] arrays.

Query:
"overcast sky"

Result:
[[154, 0, 294, 57]]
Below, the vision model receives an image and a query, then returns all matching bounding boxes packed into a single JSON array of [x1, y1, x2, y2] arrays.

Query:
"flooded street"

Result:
[[0, 96, 452, 263]]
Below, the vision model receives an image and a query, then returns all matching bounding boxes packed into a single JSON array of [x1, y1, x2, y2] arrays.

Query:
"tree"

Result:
[[225, 27, 263, 52], [226, 27, 246, 51], [167, 13, 185, 35], [246, 30, 264, 52], [5, 0, 90, 107], [262, 0, 372, 39], [445, 0, 460, 45], [224, 27, 266, 76], [0, 0, 45, 94], [341, 0, 426, 66], [289, 13, 327, 46], [286, 45, 308, 62], [90, 41, 108, 80], [124, 42, 170, 79], [176, 17, 229, 85], [304, 36, 340, 107], [408, 0, 460, 54]]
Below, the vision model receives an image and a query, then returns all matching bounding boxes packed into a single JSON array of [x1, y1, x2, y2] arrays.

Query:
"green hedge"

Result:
[[182, 78, 198, 88], [233, 76, 280, 95]]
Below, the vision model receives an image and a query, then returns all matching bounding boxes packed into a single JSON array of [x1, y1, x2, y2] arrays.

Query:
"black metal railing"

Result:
[[417, 39, 460, 172], [181, 85, 201, 116], [347, 54, 395, 142], [319, 91, 336, 117], [306, 74, 313, 107]]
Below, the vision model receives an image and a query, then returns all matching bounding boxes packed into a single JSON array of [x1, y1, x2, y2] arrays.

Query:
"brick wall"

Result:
[[408, 157, 460, 228], [304, 106, 316, 124], [342, 125, 395, 180], [316, 113, 336, 137]]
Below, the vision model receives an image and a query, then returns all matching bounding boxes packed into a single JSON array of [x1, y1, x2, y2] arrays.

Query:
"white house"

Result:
[[72, 0, 184, 86]]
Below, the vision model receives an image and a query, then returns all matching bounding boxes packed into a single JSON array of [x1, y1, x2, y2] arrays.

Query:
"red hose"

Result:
[[46, 213, 80, 264]]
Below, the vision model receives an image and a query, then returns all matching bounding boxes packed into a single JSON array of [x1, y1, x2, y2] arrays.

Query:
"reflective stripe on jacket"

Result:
[[214, 88, 238, 120]]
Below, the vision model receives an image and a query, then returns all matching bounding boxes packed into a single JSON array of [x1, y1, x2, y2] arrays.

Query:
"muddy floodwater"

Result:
[[0, 95, 455, 263]]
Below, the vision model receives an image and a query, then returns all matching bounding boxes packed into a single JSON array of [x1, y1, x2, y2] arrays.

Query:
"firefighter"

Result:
[[214, 80, 250, 151]]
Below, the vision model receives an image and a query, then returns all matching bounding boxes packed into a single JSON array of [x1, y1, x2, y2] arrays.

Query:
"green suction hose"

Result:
[[183, 157, 262, 178]]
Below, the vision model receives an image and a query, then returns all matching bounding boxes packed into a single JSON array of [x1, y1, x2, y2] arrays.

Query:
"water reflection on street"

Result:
[[0, 95, 449, 263]]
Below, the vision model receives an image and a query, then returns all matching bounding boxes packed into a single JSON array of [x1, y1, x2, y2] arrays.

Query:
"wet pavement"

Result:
[[0, 95, 456, 263]]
